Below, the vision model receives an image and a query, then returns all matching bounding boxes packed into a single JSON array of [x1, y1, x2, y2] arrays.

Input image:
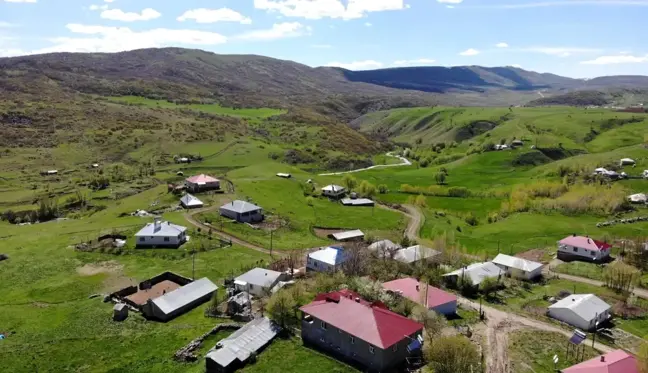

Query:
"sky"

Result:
[[0, 0, 646, 78]]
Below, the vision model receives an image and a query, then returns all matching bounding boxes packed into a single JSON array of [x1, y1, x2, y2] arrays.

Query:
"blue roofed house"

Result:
[[307, 247, 347, 273], [135, 218, 188, 248]]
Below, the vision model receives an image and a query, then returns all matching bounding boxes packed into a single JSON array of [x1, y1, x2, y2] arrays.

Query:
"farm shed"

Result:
[[276, 173, 291, 178], [341, 198, 375, 207], [548, 294, 611, 331], [219, 200, 264, 223], [628, 193, 647, 204], [234, 268, 287, 297], [393, 245, 441, 264], [185, 174, 220, 192], [0, 254, 8, 262], [329, 230, 364, 242], [443, 262, 504, 287], [135, 219, 188, 248], [383, 278, 457, 315], [560, 349, 638, 373], [491, 254, 543, 280], [620, 158, 636, 166], [40, 170, 58, 176], [113, 303, 129, 321], [307, 246, 347, 273], [180, 193, 204, 209], [322, 185, 346, 199], [141, 277, 217, 322], [511, 140, 524, 147], [206, 317, 280, 373]]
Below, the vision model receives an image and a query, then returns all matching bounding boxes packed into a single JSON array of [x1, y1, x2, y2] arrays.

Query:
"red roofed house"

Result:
[[185, 174, 220, 193], [300, 290, 424, 372], [561, 349, 638, 373], [382, 278, 457, 316], [558, 235, 611, 262]]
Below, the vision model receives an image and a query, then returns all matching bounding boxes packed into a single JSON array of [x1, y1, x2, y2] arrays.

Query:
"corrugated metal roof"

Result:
[[186, 174, 219, 184], [492, 254, 543, 273], [206, 317, 280, 367], [341, 198, 374, 206], [562, 349, 638, 373], [394, 245, 440, 264], [549, 294, 610, 322], [151, 278, 217, 315], [443, 262, 503, 286], [331, 230, 364, 241], [135, 221, 187, 237], [322, 185, 345, 193], [180, 194, 204, 207], [368, 239, 401, 252], [235, 268, 283, 288], [308, 247, 346, 266], [220, 200, 262, 214]]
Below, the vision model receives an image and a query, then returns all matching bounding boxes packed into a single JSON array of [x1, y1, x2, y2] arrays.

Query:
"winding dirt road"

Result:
[[318, 152, 411, 176]]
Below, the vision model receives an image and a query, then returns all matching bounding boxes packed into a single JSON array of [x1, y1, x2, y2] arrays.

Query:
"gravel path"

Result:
[[318, 152, 411, 176]]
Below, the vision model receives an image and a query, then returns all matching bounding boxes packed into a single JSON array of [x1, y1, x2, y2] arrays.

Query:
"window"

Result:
[[573, 247, 578, 252], [369, 345, 375, 354], [139, 237, 145, 242], [314, 261, 318, 267], [590, 250, 596, 256], [350, 336, 355, 344], [164, 237, 170, 242], [321, 321, 327, 330]]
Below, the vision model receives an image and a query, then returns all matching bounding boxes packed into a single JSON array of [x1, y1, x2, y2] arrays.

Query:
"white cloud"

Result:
[[89, 4, 109, 10], [326, 60, 384, 70], [364, 22, 372, 26], [235, 22, 310, 41], [177, 8, 252, 24], [100, 8, 161, 22], [522, 46, 601, 57], [104, 0, 115, 2], [581, 54, 648, 65], [3, 0, 37, 3], [482, 0, 648, 9], [459, 48, 480, 56], [0, 21, 17, 27], [393, 58, 436, 66], [437, 0, 463, 3], [311, 44, 332, 48], [253, 0, 406, 20], [496, 42, 509, 48]]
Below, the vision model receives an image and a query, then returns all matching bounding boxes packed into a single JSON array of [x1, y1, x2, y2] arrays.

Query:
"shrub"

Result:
[[448, 187, 470, 197], [378, 184, 388, 194], [464, 212, 479, 226]]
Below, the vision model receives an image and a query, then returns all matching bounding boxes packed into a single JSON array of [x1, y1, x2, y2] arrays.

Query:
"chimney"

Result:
[[572, 233, 576, 237], [600, 355, 605, 362], [154, 217, 162, 232], [355, 297, 360, 303], [416, 284, 420, 291], [588, 239, 591, 244]]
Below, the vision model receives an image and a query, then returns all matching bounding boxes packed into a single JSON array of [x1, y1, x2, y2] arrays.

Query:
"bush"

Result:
[[378, 184, 388, 194], [464, 212, 479, 226], [448, 187, 470, 197]]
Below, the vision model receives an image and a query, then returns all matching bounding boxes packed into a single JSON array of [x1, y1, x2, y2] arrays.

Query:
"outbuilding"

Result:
[[135, 219, 188, 248], [113, 303, 129, 321], [322, 185, 346, 199], [307, 246, 347, 273], [234, 268, 287, 297], [341, 198, 375, 207], [548, 294, 611, 331], [329, 229, 364, 242], [491, 254, 543, 280], [628, 193, 647, 204], [219, 200, 264, 223], [276, 173, 292, 178], [180, 193, 204, 209], [620, 158, 636, 166], [141, 277, 218, 322], [185, 174, 220, 192]]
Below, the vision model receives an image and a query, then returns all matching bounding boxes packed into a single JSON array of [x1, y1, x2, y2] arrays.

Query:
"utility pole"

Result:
[[192, 249, 196, 280], [270, 229, 274, 257]]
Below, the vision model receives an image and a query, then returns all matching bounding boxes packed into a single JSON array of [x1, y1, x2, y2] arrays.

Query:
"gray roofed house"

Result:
[[393, 245, 441, 264], [180, 193, 204, 209], [234, 268, 288, 297], [135, 219, 188, 248], [368, 239, 401, 253], [206, 317, 280, 373], [548, 294, 611, 331], [142, 278, 217, 321], [443, 262, 503, 287], [220, 200, 264, 223], [322, 184, 346, 199], [491, 254, 544, 280]]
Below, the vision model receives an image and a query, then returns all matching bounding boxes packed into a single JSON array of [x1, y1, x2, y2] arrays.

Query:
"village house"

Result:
[[368, 240, 401, 256], [180, 193, 204, 209], [206, 317, 280, 373], [141, 277, 218, 322], [307, 247, 347, 273], [300, 290, 424, 372], [393, 245, 441, 264], [234, 268, 288, 297], [382, 278, 457, 315], [185, 174, 220, 192], [322, 185, 347, 199], [560, 349, 638, 373], [548, 294, 611, 331], [557, 235, 611, 262], [219, 200, 264, 223], [135, 218, 188, 248], [491, 254, 544, 280], [442, 262, 503, 287]]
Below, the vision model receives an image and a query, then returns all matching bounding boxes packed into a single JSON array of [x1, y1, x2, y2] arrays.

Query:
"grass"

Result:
[[509, 329, 599, 373], [553, 261, 606, 281]]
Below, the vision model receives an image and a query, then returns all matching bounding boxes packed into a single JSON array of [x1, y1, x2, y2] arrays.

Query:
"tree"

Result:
[[603, 262, 640, 294], [378, 184, 388, 194], [414, 194, 427, 208], [305, 196, 314, 207], [412, 306, 447, 339], [342, 242, 369, 276], [425, 335, 480, 373], [638, 340, 648, 373], [267, 290, 297, 328], [479, 276, 499, 299], [342, 174, 358, 191], [358, 180, 377, 198], [435, 172, 446, 185]]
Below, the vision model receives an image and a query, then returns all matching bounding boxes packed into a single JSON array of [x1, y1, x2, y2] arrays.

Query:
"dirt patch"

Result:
[[515, 249, 548, 263], [77, 261, 124, 276], [251, 218, 288, 232], [126, 280, 182, 305]]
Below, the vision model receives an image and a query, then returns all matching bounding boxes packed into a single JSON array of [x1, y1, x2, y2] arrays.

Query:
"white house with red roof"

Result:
[[185, 174, 220, 192], [382, 278, 457, 315], [560, 349, 638, 373], [558, 235, 611, 262], [300, 290, 423, 372]]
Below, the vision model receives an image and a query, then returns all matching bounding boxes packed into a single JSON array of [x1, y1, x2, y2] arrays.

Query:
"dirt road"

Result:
[[318, 152, 411, 176]]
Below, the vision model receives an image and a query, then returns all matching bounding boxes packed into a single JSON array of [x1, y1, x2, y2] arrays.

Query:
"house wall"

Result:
[[187, 180, 220, 192], [301, 313, 420, 372], [431, 300, 457, 316], [494, 265, 543, 281], [306, 257, 336, 273], [548, 308, 610, 331], [219, 208, 263, 223], [235, 278, 281, 297], [135, 232, 186, 248], [557, 244, 609, 262], [323, 190, 345, 199]]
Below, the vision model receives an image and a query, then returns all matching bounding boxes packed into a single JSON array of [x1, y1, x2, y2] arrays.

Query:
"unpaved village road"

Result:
[[318, 152, 411, 176]]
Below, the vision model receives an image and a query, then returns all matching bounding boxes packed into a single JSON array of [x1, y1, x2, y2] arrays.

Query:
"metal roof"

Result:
[[549, 294, 611, 323], [180, 193, 204, 207], [443, 262, 503, 286], [394, 245, 440, 264], [331, 230, 364, 241], [135, 221, 187, 237], [562, 349, 638, 373], [186, 174, 219, 184], [220, 200, 262, 214], [206, 317, 280, 368], [235, 268, 283, 288], [368, 239, 401, 253], [322, 185, 345, 192], [492, 254, 543, 273], [151, 278, 217, 315], [559, 236, 611, 252], [341, 198, 375, 206], [308, 247, 346, 266]]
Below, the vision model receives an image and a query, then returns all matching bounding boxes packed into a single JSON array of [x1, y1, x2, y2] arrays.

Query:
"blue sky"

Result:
[[0, 0, 646, 78]]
